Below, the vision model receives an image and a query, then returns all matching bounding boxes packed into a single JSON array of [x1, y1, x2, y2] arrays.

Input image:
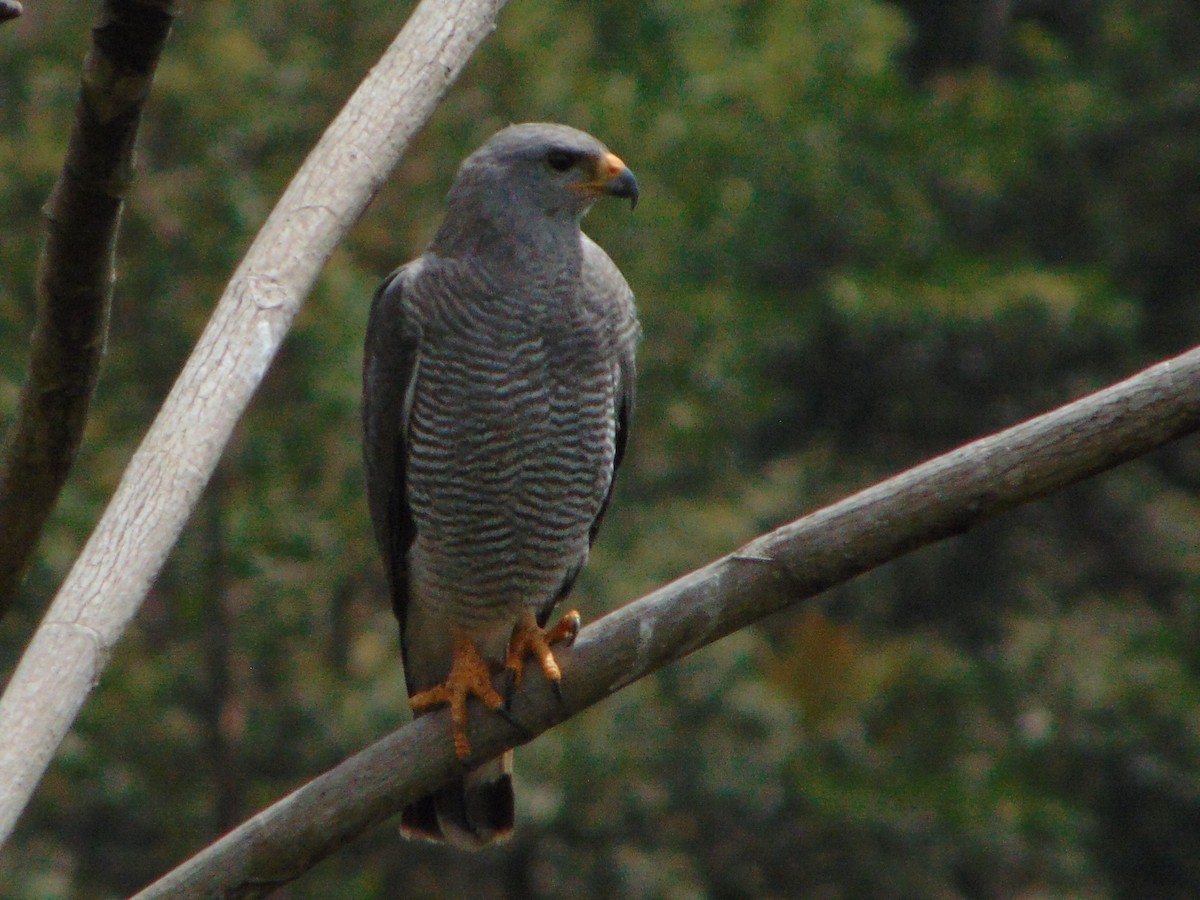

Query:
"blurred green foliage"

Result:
[[3, 0, 1200, 896]]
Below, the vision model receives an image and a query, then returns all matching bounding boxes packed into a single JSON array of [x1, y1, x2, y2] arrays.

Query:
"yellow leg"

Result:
[[505, 608, 581, 691], [409, 635, 505, 761]]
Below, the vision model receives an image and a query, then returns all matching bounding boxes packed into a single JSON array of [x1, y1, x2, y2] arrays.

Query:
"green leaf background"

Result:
[[2, 0, 1199, 895]]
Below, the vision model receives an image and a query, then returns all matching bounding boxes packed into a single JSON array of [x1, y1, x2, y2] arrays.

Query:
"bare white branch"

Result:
[[0, 0, 509, 846]]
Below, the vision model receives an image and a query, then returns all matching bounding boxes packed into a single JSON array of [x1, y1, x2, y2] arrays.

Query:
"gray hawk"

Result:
[[362, 123, 639, 847]]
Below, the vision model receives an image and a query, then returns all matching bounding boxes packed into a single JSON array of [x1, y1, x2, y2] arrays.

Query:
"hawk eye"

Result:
[[545, 148, 579, 172]]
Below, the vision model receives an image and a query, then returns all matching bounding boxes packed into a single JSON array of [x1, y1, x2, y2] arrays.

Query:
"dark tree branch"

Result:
[[136, 344, 1200, 898], [0, 0, 177, 615]]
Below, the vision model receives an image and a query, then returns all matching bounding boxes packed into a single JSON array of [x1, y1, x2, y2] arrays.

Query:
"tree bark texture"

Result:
[[135, 344, 1200, 898], [0, 0, 177, 615], [0, 0, 508, 847]]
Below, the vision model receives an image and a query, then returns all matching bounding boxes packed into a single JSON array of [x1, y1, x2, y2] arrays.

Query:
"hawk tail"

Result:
[[400, 751, 515, 848]]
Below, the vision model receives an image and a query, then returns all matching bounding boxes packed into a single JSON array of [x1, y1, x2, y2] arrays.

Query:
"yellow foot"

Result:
[[505, 609, 581, 699], [409, 635, 505, 761]]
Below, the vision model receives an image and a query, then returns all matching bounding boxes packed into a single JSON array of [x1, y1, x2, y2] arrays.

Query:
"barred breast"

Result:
[[405, 270, 619, 628]]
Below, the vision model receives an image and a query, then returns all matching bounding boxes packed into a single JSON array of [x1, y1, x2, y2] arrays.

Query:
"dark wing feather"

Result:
[[537, 237, 639, 627], [582, 234, 639, 548], [539, 354, 634, 628], [362, 263, 423, 640], [589, 347, 635, 546]]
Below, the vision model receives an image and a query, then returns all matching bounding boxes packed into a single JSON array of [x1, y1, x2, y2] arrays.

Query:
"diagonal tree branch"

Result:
[[0, 0, 509, 848], [136, 344, 1200, 898], [0, 0, 178, 616]]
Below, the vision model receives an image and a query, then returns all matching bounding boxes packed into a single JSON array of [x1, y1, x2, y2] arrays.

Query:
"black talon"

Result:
[[496, 704, 532, 739], [503, 668, 519, 708]]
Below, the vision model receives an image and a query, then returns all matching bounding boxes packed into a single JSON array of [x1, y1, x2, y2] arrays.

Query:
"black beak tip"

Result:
[[606, 168, 640, 210]]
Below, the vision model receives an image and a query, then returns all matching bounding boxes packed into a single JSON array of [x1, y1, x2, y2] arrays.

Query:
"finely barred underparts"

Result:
[[362, 123, 639, 848]]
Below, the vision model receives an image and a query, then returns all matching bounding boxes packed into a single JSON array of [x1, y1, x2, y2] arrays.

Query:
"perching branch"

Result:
[[0, 0, 177, 615], [0, 0, 509, 847], [136, 343, 1200, 898]]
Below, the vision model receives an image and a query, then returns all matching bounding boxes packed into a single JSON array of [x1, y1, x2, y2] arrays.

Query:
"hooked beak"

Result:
[[577, 151, 640, 210]]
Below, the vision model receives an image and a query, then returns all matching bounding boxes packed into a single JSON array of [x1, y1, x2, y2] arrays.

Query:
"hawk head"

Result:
[[447, 122, 639, 226]]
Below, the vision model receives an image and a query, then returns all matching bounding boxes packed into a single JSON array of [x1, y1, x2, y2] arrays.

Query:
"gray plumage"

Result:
[[362, 123, 639, 847]]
